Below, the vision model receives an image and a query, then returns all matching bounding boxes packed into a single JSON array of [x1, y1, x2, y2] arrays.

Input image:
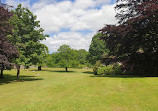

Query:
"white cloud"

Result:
[[5, 0, 117, 52], [33, 0, 117, 33], [34, 1, 76, 33], [71, 5, 117, 31], [41, 32, 95, 53]]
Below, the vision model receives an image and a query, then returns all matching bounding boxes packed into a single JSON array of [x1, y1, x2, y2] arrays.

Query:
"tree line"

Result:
[[0, 2, 105, 79], [46, 45, 90, 71], [1, 0, 158, 79], [46, 33, 110, 72]]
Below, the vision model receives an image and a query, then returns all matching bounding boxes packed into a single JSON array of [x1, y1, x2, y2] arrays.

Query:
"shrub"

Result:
[[97, 65, 113, 75], [93, 60, 102, 75], [97, 63, 122, 75]]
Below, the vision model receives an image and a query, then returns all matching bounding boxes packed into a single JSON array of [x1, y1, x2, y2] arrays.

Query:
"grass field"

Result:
[[0, 68, 158, 111]]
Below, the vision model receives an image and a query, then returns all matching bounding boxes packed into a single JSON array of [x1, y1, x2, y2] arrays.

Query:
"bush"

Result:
[[97, 63, 122, 75], [97, 65, 113, 75], [93, 60, 102, 75]]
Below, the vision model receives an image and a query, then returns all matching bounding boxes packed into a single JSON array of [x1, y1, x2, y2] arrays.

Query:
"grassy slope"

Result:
[[0, 68, 158, 111]]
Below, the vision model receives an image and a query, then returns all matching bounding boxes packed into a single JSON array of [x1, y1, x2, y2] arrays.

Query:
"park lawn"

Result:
[[0, 68, 158, 111]]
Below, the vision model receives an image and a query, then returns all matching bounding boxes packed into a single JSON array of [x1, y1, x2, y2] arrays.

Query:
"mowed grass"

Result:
[[0, 68, 158, 111]]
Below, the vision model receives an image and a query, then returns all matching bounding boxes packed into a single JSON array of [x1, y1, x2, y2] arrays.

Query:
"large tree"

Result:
[[88, 33, 109, 65], [8, 4, 48, 79], [100, 0, 158, 75], [0, 4, 18, 78]]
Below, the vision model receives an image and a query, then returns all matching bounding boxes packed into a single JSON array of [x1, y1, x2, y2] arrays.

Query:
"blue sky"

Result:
[[3, 0, 116, 5], [4, 0, 117, 53]]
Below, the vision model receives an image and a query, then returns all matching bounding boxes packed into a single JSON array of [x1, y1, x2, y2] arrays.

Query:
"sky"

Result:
[[3, 0, 118, 53]]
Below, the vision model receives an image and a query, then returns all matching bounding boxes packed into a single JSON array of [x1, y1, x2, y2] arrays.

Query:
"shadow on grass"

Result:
[[82, 71, 94, 74], [0, 74, 43, 85], [30, 69, 75, 73], [90, 74, 158, 78], [49, 70, 75, 73], [29, 69, 52, 72]]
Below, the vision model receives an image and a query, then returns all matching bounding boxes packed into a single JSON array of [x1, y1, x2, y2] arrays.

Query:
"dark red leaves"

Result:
[[99, 0, 158, 75], [0, 5, 19, 66]]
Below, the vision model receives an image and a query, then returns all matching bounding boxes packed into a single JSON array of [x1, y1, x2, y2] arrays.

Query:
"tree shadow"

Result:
[[48, 70, 75, 73], [82, 71, 94, 74], [30, 69, 52, 72], [90, 74, 158, 78], [30, 69, 75, 73], [0, 74, 43, 85]]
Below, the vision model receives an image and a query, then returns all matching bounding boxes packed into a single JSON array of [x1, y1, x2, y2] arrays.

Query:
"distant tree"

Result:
[[46, 54, 52, 67], [47, 52, 60, 68], [57, 45, 74, 72], [100, 0, 158, 75], [0, 4, 18, 78], [69, 49, 80, 68], [87, 33, 109, 65], [8, 4, 48, 79], [77, 49, 88, 65], [46, 48, 89, 68]]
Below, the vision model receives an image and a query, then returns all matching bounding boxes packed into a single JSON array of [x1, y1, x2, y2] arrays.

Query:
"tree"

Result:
[[8, 4, 48, 79], [0, 4, 19, 78], [31, 44, 49, 71], [46, 48, 88, 68], [45, 54, 52, 67], [77, 49, 88, 64], [57, 45, 74, 72], [87, 33, 109, 65], [46, 52, 60, 68], [100, 0, 158, 75]]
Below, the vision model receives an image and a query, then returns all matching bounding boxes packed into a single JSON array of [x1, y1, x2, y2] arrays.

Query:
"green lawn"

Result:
[[0, 68, 158, 111]]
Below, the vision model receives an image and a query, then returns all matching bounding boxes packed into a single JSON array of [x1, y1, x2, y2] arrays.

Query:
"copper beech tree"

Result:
[[0, 4, 19, 78], [100, 0, 158, 75]]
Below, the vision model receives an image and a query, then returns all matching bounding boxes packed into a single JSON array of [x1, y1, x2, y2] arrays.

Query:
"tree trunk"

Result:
[[0, 63, 4, 79], [65, 67, 68, 72], [16, 65, 20, 80], [38, 66, 42, 71]]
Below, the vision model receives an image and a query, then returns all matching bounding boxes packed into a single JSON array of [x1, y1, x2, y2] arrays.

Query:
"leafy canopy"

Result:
[[0, 5, 18, 67], [88, 33, 109, 65], [100, 0, 158, 75], [8, 4, 48, 68], [46, 45, 89, 68]]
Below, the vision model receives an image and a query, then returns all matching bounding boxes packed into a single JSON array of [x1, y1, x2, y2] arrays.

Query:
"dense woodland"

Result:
[[0, 0, 158, 80]]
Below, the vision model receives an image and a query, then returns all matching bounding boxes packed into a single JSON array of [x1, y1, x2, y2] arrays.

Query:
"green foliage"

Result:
[[77, 49, 89, 65], [97, 63, 122, 75], [97, 65, 113, 75], [46, 45, 90, 68], [57, 45, 74, 68], [93, 60, 102, 75], [88, 33, 109, 65], [8, 4, 48, 68], [46, 54, 53, 67]]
